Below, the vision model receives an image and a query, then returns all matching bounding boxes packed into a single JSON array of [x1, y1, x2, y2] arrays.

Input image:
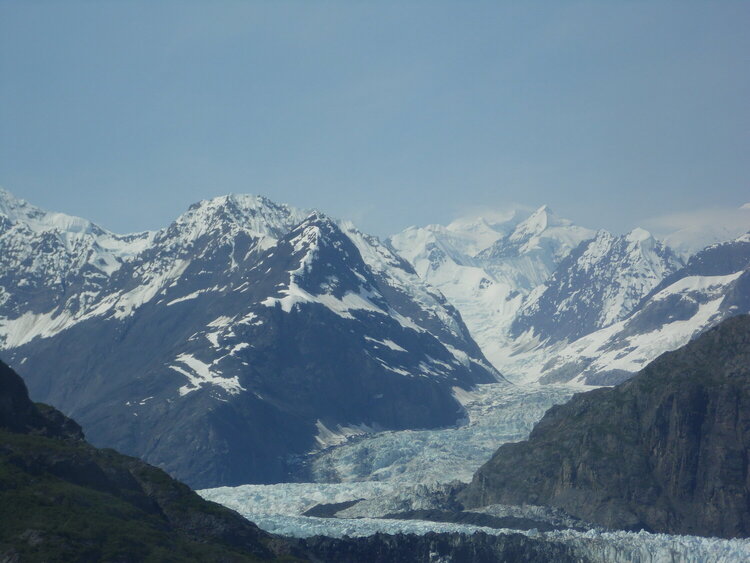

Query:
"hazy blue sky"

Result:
[[1, 1, 748, 237]]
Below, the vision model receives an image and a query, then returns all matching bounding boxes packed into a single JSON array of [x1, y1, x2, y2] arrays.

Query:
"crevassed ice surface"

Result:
[[199, 383, 576, 519], [201, 488, 750, 563], [308, 382, 577, 484], [200, 494, 750, 563]]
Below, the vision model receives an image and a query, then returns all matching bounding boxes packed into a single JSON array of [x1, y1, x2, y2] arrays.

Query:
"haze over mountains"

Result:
[[1, 187, 749, 489], [390, 202, 750, 385], [0, 188, 499, 487]]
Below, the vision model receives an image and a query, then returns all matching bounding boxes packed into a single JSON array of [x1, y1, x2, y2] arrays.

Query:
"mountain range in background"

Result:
[[1, 187, 749, 487], [390, 202, 750, 385]]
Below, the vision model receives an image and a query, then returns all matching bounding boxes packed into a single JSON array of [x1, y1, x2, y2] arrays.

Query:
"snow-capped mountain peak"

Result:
[[478, 205, 594, 265], [0, 187, 105, 237], [1, 190, 501, 486], [163, 193, 308, 245], [532, 232, 750, 386], [508, 205, 558, 242], [390, 206, 597, 371], [441, 209, 528, 257]]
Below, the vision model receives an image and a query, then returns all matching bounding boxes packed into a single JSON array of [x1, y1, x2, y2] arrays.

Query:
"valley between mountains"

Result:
[[2, 187, 750, 561]]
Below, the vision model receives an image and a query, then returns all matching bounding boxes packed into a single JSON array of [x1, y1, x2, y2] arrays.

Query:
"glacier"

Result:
[[201, 480, 750, 563], [306, 382, 577, 484], [200, 379, 750, 561]]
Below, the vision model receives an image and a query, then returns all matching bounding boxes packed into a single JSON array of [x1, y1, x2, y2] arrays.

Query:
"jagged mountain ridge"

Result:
[[0, 188, 154, 335], [0, 189, 500, 488], [511, 228, 684, 344], [0, 192, 307, 348], [393, 206, 749, 386], [537, 232, 750, 385]]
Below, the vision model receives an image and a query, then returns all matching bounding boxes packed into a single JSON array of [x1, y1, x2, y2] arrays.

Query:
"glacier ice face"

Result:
[[551, 529, 750, 563], [199, 483, 750, 562], [199, 382, 579, 519]]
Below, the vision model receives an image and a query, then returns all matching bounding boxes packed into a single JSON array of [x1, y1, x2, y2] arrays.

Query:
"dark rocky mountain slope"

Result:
[[460, 314, 750, 538]]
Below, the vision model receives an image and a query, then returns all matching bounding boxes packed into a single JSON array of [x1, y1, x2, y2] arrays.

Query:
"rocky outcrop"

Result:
[[460, 315, 750, 538]]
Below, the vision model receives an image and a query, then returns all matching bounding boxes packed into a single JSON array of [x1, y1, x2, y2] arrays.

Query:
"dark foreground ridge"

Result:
[[460, 314, 750, 538], [0, 358, 300, 562]]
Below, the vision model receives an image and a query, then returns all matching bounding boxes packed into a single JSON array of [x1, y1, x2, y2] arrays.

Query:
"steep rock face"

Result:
[[460, 315, 750, 538], [0, 190, 499, 488], [0, 359, 297, 562], [512, 229, 683, 344]]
